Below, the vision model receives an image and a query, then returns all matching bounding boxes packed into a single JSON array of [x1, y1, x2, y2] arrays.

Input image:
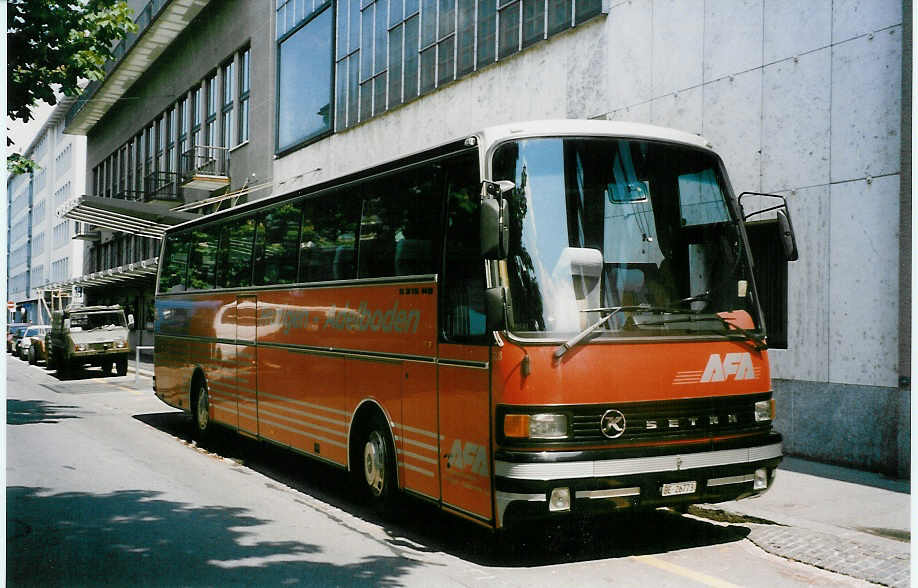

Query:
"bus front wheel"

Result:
[[192, 378, 210, 438], [357, 416, 396, 508]]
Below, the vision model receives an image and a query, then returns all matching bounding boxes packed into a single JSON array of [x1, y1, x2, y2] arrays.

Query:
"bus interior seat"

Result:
[[395, 239, 432, 276]]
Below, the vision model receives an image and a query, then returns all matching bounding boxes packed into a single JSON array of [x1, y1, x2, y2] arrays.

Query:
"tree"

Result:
[[7, 0, 137, 172]]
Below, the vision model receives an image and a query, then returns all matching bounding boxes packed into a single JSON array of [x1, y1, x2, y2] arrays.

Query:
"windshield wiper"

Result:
[[554, 305, 668, 359], [634, 311, 767, 352]]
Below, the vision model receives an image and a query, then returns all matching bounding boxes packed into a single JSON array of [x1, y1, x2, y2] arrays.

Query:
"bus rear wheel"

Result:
[[356, 416, 396, 509], [192, 378, 210, 438]]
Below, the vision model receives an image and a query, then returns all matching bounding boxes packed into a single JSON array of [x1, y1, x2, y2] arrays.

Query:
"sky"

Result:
[[7, 100, 55, 154]]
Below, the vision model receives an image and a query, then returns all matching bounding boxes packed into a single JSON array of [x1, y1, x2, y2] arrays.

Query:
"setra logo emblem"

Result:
[[701, 352, 756, 382], [600, 409, 627, 439]]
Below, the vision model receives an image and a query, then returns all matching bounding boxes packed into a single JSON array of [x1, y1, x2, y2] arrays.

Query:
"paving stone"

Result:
[[744, 524, 909, 588]]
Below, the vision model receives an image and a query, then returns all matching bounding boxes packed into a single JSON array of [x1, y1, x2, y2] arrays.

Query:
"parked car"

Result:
[[20, 325, 50, 363], [7, 323, 30, 354]]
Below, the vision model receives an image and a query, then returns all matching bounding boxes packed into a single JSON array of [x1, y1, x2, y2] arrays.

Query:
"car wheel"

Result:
[[28, 347, 35, 365], [116, 357, 128, 377]]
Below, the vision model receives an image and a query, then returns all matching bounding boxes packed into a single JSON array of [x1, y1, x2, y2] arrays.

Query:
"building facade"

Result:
[[63, 0, 909, 474], [6, 99, 87, 324]]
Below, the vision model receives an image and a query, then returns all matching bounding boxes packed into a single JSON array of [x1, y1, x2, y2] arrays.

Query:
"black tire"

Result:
[[354, 414, 397, 509], [46, 346, 56, 370], [28, 346, 36, 365], [101, 360, 113, 376], [116, 357, 127, 377], [192, 377, 211, 438]]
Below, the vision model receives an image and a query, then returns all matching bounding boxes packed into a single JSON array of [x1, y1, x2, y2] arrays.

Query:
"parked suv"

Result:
[[47, 305, 133, 376], [19, 325, 50, 361]]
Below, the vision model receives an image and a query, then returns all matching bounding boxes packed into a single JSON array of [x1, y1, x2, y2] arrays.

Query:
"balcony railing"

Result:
[[180, 145, 231, 191], [144, 171, 181, 202]]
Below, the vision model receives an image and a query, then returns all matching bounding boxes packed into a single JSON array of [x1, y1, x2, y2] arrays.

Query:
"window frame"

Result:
[[275, 2, 336, 156]]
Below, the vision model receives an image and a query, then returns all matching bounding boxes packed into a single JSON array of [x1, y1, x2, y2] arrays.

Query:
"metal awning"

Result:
[[58, 194, 198, 239], [46, 257, 160, 290]]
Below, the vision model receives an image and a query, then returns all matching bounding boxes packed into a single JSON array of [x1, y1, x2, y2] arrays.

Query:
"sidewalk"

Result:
[[697, 456, 910, 587]]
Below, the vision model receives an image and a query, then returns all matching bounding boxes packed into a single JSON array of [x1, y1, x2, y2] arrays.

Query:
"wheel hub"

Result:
[[363, 431, 386, 497]]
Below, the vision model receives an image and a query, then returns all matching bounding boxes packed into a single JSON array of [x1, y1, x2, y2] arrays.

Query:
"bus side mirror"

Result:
[[481, 180, 514, 259], [776, 210, 798, 262], [738, 191, 799, 262], [485, 286, 507, 332]]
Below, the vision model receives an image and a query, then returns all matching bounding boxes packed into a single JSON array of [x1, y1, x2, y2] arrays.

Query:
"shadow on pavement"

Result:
[[135, 411, 752, 567], [780, 456, 910, 494], [7, 485, 421, 587], [7, 399, 81, 425]]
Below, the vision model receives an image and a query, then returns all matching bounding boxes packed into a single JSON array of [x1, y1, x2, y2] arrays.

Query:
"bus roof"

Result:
[[476, 119, 713, 152], [164, 119, 714, 236]]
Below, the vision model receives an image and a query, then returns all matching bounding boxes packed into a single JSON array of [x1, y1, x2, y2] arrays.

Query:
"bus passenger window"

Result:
[[358, 169, 441, 279], [187, 226, 219, 290], [159, 234, 190, 293], [254, 202, 303, 286], [441, 153, 486, 340], [300, 192, 360, 282], [216, 216, 256, 288]]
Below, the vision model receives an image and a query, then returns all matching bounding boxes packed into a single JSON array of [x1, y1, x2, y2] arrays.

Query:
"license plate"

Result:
[[661, 481, 696, 497]]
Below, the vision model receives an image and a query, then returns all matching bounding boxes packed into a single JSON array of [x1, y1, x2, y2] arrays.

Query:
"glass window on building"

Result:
[[277, 4, 333, 152]]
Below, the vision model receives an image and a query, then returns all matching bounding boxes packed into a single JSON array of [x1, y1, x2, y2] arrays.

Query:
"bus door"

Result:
[[236, 294, 258, 435], [437, 159, 493, 522], [438, 345, 492, 521]]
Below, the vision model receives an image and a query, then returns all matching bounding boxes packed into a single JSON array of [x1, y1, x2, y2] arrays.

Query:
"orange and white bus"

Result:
[[154, 120, 797, 529]]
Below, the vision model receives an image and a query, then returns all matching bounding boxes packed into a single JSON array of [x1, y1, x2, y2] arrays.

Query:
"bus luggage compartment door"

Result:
[[236, 295, 258, 435], [438, 344, 492, 522]]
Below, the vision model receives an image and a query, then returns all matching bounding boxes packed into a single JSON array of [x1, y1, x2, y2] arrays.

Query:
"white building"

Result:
[[6, 98, 87, 322]]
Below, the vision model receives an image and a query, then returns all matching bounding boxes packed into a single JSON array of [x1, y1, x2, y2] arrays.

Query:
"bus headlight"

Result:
[[754, 399, 775, 422], [74, 343, 87, 352], [504, 413, 568, 439]]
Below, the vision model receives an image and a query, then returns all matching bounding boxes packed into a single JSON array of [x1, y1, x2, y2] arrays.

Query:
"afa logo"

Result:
[[701, 352, 756, 382], [446, 439, 489, 477]]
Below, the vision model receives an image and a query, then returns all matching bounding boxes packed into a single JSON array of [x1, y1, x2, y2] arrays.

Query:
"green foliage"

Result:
[[7, 0, 137, 124], [7, 153, 39, 176]]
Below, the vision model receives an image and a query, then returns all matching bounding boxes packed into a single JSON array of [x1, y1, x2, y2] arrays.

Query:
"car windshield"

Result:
[[70, 311, 126, 331], [492, 137, 761, 341]]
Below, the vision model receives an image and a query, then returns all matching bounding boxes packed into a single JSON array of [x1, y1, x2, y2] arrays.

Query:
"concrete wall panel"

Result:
[[649, 86, 702, 135], [651, 0, 704, 96], [768, 185, 830, 382], [606, 0, 653, 108], [606, 102, 652, 124], [761, 49, 831, 192], [764, 0, 831, 63], [703, 0, 764, 82], [833, 0, 903, 42], [702, 70, 763, 193], [773, 379, 902, 474], [828, 175, 899, 388], [830, 28, 903, 183]]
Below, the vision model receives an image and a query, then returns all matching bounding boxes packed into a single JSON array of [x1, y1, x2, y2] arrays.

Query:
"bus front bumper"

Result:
[[494, 433, 782, 528]]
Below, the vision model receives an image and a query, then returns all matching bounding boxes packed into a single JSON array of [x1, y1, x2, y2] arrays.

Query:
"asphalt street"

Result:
[[6, 353, 904, 587]]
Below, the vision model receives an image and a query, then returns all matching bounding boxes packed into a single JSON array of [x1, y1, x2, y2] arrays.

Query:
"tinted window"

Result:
[[440, 152, 486, 340], [216, 216, 256, 288], [254, 202, 302, 286], [300, 191, 361, 282], [357, 166, 443, 279], [187, 226, 220, 290], [159, 233, 190, 293]]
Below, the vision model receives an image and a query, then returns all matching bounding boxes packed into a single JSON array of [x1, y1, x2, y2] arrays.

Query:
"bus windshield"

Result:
[[492, 137, 761, 341]]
